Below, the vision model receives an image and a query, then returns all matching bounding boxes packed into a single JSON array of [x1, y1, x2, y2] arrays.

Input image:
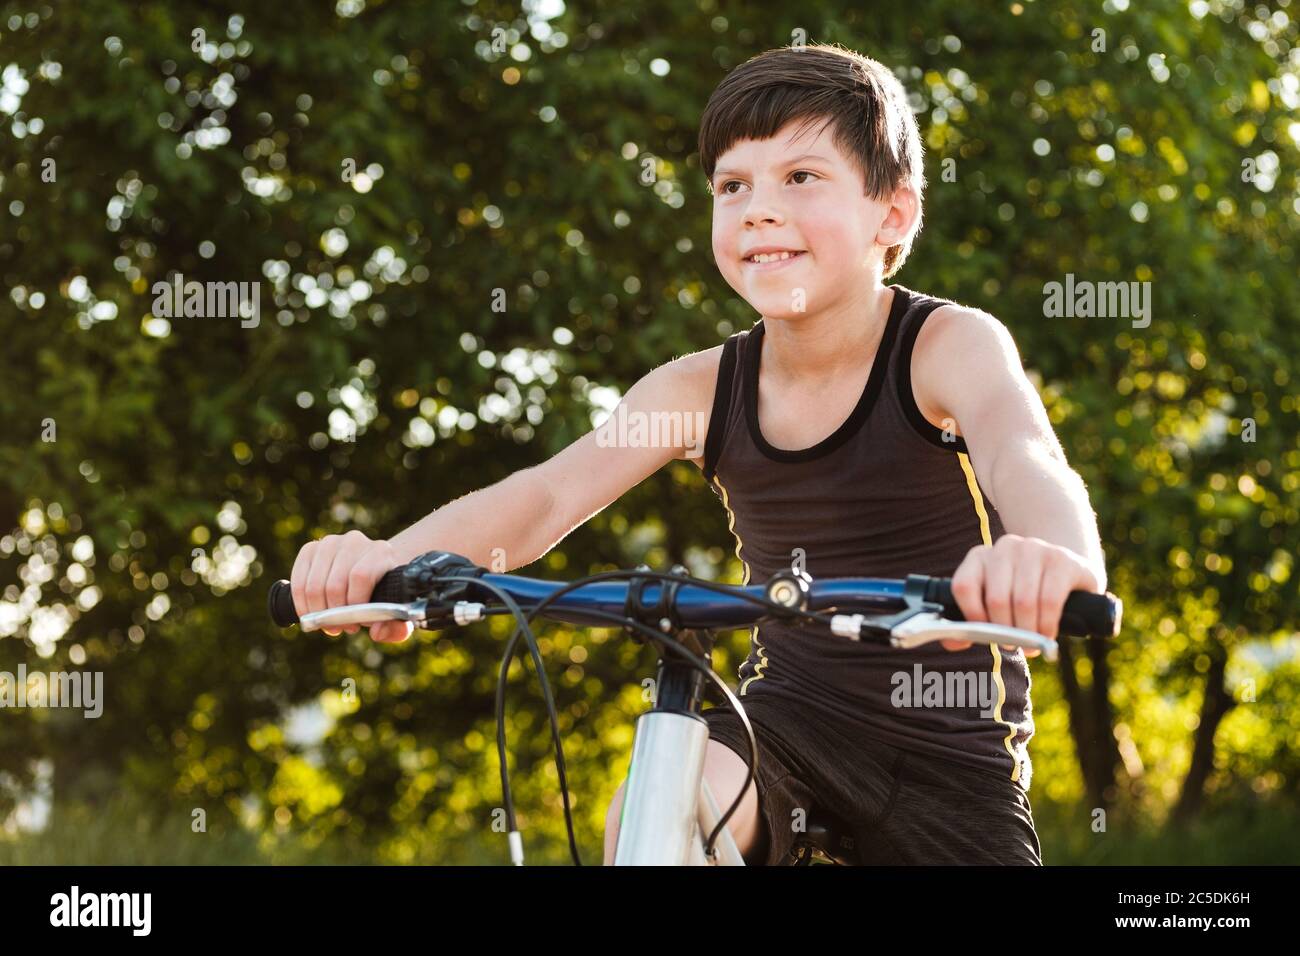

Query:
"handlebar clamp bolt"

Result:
[[766, 570, 811, 611]]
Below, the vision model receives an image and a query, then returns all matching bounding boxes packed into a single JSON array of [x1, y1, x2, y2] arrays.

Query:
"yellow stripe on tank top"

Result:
[[710, 475, 768, 695], [956, 451, 1021, 783]]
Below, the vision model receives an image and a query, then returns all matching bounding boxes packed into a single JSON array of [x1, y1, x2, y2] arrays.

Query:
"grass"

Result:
[[0, 798, 359, 865], [6, 796, 1298, 865], [1037, 800, 1300, 865]]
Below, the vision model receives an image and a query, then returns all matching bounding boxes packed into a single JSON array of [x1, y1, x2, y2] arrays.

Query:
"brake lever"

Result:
[[887, 612, 1059, 662], [829, 606, 1060, 662], [297, 598, 490, 634], [299, 600, 431, 633]]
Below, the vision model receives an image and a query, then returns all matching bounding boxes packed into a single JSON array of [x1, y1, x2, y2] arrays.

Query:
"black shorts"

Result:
[[702, 695, 1042, 865]]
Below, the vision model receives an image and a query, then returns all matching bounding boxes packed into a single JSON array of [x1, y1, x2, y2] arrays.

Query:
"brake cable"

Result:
[[428, 568, 848, 865]]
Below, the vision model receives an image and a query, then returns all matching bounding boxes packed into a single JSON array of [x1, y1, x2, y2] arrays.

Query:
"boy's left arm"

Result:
[[911, 304, 1107, 648]]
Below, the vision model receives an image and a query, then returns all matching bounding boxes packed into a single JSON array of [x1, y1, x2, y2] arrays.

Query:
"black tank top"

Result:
[[701, 284, 1035, 789]]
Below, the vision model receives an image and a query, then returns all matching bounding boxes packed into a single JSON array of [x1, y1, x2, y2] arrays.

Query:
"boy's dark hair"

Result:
[[698, 43, 925, 279]]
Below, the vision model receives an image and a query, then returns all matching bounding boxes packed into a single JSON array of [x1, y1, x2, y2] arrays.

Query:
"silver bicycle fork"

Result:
[[611, 625, 747, 866], [612, 711, 746, 865]]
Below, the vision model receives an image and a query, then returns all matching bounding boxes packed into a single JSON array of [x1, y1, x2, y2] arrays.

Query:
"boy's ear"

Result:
[[874, 184, 921, 248]]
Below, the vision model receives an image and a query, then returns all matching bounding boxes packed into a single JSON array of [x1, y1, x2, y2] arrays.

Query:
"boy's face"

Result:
[[709, 117, 913, 320]]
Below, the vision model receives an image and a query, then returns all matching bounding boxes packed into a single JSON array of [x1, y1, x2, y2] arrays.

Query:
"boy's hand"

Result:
[[941, 534, 1103, 656], [290, 530, 414, 643]]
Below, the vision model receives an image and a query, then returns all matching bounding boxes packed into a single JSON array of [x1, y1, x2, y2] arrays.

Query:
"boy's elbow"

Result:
[[520, 465, 566, 542]]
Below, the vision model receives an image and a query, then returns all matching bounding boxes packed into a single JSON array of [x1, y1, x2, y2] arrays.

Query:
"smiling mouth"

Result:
[[742, 250, 807, 267]]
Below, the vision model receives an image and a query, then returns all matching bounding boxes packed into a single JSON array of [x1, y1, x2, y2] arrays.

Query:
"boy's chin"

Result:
[[743, 293, 817, 320]]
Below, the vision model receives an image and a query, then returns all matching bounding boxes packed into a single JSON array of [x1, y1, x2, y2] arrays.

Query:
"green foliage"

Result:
[[1037, 797, 1300, 865], [0, 0, 1296, 863], [0, 793, 359, 864]]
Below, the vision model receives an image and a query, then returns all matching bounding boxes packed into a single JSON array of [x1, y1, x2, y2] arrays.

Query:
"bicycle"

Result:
[[268, 550, 1121, 866]]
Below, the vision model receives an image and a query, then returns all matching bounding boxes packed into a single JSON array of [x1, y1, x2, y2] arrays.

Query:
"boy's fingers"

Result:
[[983, 549, 1016, 628], [290, 540, 316, 619], [950, 548, 989, 623], [347, 541, 392, 608], [370, 621, 413, 643], [1012, 555, 1046, 637], [303, 537, 338, 616], [1037, 558, 1079, 642], [940, 638, 973, 652]]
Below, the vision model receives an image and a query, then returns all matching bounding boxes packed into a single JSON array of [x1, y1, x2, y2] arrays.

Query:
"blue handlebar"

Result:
[[457, 573, 909, 629], [268, 553, 1123, 639]]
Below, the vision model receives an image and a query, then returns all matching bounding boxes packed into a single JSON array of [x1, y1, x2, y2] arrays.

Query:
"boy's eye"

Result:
[[717, 171, 816, 196]]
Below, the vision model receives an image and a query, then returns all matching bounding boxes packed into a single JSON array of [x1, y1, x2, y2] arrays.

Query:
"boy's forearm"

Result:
[[986, 447, 1108, 589], [387, 467, 561, 571]]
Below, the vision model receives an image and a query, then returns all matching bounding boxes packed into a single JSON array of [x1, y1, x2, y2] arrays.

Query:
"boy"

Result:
[[288, 43, 1106, 865]]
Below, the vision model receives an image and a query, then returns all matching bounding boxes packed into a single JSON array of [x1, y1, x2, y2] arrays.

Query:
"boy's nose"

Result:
[[743, 183, 785, 227], [744, 202, 784, 227]]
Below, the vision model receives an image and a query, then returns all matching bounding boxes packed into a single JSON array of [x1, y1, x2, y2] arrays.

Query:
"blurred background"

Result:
[[0, 0, 1297, 864]]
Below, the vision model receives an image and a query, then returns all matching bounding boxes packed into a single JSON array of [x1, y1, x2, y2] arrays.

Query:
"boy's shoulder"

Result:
[[628, 341, 726, 422], [897, 285, 1010, 340], [630, 342, 731, 468], [903, 288, 1028, 427], [908, 290, 1021, 366], [648, 341, 726, 401]]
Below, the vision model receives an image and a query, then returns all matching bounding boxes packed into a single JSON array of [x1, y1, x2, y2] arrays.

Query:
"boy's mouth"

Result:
[[741, 248, 807, 270]]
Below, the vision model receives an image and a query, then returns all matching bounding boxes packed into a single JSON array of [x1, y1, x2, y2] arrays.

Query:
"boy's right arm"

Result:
[[289, 346, 721, 641]]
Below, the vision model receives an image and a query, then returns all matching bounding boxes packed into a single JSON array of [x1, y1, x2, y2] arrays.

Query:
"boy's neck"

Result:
[[758, 281, 896, 383]]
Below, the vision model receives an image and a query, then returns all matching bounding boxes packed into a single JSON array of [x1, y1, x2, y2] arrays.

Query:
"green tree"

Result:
[[0, 0, 1296, 862]]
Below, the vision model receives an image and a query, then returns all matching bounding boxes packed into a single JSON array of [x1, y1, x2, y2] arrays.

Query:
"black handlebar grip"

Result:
[[1058, 590, 1123, 638], [268, 565, 415, 628], [268, 580, 298, 627], [924, 579, 1122, 638], [369, 565, 414, 604]]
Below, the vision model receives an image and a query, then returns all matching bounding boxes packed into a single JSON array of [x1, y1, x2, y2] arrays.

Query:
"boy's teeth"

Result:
[[750, 251, 798, 262]]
